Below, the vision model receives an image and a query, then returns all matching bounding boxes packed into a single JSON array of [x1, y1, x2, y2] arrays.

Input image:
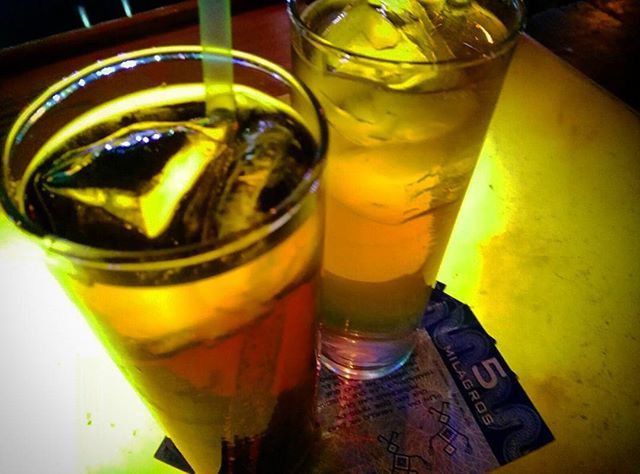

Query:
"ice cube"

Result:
[[370, 0, 509, 62], [372, 0, 455, 61], [317, 0, 509, 89], [321, 0, 456, 62], [27, 109, 312, 250], [424, 0, 509, 59], [321, 1, 411, 60], [29, 121, 235, 249], [313, 0, 458, 92], [319, 77, 479, 147], [318, 1, 423, 88], [214, 112, 310, 238]]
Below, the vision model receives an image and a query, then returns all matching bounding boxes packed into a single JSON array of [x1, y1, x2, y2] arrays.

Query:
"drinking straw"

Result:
[[198, 0, 235, 120]]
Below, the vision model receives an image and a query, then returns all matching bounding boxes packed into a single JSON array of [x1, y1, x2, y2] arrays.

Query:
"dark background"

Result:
[[0, 0, 637, 110], [0, 1, 282, 49]]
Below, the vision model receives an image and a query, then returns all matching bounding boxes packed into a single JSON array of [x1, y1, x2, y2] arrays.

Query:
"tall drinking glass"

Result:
[[1, 47, 327, 473], [288, 0, 524, 379]]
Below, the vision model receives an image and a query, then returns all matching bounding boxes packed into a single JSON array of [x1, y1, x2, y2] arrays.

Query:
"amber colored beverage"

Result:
[[289, 0, 523, 379], [55, 204, 321, 474], [1, 48, 327, 473]]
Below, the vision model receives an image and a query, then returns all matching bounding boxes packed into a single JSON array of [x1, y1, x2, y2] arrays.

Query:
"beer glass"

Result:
[[0, 47, 327, 473], [288, 0, 524, 379]]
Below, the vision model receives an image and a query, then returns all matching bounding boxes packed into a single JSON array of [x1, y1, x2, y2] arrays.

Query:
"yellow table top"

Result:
[[439, 37, 640, 472], [0, 35, 638, 472]]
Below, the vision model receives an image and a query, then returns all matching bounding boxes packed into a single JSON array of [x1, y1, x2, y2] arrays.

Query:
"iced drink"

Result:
[[1, 48, 327, 473], [288, 0, 523, 379]]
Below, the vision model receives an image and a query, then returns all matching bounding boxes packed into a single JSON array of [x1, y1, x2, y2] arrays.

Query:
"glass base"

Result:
[[320, 329, 416, 380]]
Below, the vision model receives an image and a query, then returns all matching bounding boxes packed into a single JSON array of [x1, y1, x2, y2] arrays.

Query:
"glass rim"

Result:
[[286, 0, 525, 68], [0, 46, 328, 269]]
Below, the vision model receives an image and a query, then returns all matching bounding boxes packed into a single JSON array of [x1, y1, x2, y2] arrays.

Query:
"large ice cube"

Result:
[[320, 83, 478, 147], [433, 0, 509, 59], [371, 0, 455, 61], [214, 112, 310, 238], [322, 1, 421, 62], [321, 0, 455, 63], [319, 1, 429, 88], [31, 121, 232, 248]]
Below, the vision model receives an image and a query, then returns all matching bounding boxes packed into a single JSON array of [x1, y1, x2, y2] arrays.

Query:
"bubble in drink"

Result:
[[21, 85, 323, 473]]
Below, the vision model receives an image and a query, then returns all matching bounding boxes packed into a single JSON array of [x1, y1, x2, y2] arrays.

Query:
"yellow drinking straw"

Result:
[[198, 0, 236, 119]]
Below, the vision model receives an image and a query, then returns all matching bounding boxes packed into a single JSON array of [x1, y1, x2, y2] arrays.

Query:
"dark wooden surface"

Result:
[[526, 0, 639, 111], [0, 5, 290, 146]]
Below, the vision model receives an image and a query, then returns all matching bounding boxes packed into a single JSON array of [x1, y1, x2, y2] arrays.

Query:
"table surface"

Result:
[[1, 5, 639, 473]]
